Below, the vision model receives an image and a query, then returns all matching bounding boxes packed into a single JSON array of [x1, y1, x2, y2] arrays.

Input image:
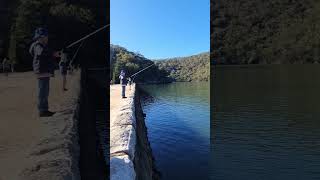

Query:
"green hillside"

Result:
[[156, 53, 210, 82], [212, 0, 320, 64], [110, 45, 172, 83], [111, 45, 209, 83]]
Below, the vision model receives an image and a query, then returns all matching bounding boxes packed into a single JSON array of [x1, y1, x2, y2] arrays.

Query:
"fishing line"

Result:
[[60, 24, 109, 71], [130, 63, 155, 78], [69, 41, 84, 68], [65, 24, 109, 49]]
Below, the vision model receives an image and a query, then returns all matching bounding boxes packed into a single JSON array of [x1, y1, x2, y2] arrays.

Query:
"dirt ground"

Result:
[[0, 71, 79, 180]]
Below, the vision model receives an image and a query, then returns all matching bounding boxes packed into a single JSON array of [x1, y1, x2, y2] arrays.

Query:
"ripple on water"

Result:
[[141, 82, 210, 180]]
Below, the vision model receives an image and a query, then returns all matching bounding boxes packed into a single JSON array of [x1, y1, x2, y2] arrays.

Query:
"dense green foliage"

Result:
[[1, 0, 107, 71], [212, 0, 320, 64], [156, 53, 210, 81], [111, 45, 209, 83], [110, 45, 172, 83], [0, 0, 17, 61]]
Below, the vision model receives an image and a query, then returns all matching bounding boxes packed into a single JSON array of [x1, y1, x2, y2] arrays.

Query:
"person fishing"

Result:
[[2, 57, 9, 76], [29, 27, 61, 117], [59, 50, 68, 91], [119, 70, 127, 98], [128, 77, 132, 90]]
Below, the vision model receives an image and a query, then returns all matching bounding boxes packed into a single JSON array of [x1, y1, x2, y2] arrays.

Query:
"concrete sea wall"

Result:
[[20, 72, 82, 180], [19, 70, 108, 180], [13, 74, 155, 180], [110, 84, 159, 180]]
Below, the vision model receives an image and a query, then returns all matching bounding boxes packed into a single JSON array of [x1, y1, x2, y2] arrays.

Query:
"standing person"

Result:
[[59, 51, 68, 91], [119, 70, 127, 98], [10, 60, 15, 73], [2, 57, 9, 76], [128, 77, 132, 90], [29, 27, 61, 117]]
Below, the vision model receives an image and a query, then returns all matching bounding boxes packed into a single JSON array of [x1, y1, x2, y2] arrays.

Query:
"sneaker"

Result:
[[39, 111, 55, 117]]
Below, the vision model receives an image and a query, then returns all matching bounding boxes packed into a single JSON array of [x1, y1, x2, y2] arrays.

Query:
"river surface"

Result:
[[141, 82, 210, 180], [212, 65, 320, 180]]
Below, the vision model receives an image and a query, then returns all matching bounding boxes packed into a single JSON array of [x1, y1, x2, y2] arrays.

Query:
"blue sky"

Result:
[[110, 0, 210, 59]]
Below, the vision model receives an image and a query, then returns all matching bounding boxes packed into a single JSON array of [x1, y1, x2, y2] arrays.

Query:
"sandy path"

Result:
[[0, 71, 79, 179]]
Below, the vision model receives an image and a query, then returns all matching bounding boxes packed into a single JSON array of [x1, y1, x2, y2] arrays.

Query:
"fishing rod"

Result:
[[69, 41, 84, 66], [130, 63, 155, 78], [65, 24, 109, 49], [67, 41, 84, 73], [60, 24, 109, 70]]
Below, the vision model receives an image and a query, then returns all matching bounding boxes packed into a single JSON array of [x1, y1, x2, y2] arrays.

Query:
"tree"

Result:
[[6, 0, 96, 70]]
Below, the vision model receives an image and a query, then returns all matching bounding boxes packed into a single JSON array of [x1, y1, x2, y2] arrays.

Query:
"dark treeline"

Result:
[[212, 0, 320, 64], [156, 53, 210, 82], [111, 44, 209, 83], [0, 0, 107, 71]]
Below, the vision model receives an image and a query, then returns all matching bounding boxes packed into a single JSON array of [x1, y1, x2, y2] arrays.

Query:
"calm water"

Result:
[[212, 65, 320, 180], [141, 82, 210, 180]]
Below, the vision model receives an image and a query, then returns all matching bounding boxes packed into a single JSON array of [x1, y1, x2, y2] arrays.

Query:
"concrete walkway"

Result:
[[110, 84, 134, 125], [110, 84, 136, 180], [0, 71, 80, 180]]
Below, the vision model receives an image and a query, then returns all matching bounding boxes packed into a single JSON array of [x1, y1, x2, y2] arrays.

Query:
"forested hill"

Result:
[[110, 45, 172, 83], [156, 53, 210, 82], [0, 0, 16, 61], [212, 0, 320, 64], [110, 45, 209, 83], [1, 0, 107, 71]]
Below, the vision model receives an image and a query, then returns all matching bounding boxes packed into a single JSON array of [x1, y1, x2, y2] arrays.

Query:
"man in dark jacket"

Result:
[[29, 27, 60, 117]]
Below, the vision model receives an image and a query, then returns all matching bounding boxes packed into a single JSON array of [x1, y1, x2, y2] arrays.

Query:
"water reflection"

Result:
[[212, 65, 320, 180]]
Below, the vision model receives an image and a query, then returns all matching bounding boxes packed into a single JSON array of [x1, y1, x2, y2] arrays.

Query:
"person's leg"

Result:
[[38, 77, 49, 112], [4, 65, 8, 76], [45, 77, 50, 109], [63, 75, 66, 89], [62, 75, 67, 91], [38, 77, 54, 116], [122, 85, 126, 98]]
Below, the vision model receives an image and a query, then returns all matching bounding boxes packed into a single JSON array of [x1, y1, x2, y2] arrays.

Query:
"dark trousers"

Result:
[[122, 85, 126, 97], [38, 77, 50, 112]]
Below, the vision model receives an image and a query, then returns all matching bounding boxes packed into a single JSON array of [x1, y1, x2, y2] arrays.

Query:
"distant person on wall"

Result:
[[128, 77, 132, 90], [119, 70, 127, 98], [10, 60, 15, 73], [59, 51, 68, 91], [2, 57, 9, 76], [29, 27, 61, 117]]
